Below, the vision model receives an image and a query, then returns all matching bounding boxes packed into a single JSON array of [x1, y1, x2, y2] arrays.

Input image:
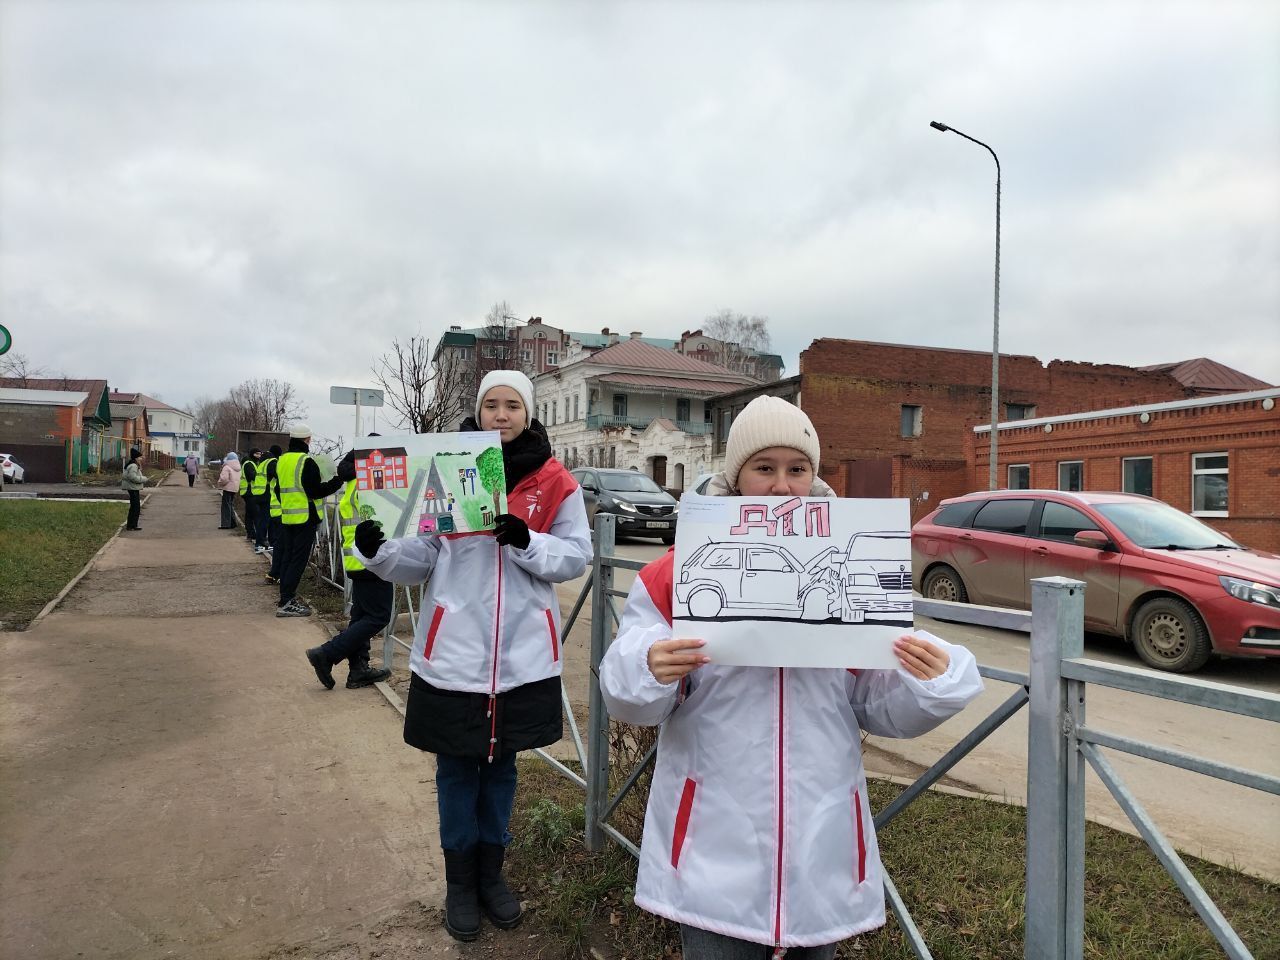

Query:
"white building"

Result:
[[112, 392, 206, 462], [532, 336, 755, 492]]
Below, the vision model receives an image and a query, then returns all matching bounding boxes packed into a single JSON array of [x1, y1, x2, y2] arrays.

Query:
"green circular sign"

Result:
[[0, 324, 11, 356]]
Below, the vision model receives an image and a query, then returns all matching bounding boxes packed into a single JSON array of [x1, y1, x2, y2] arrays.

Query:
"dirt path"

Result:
[[0, 474, 522, 960]]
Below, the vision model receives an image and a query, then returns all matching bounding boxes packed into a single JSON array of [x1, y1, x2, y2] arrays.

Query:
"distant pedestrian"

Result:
[[274, 425, 344, 617], [217, 452, 241, 529], [251, 446, 275, 555], [122, 448, 145, 531], [184, 453, 199, 488], [305, 449, 394, 690], [241, 448, 264, 545], [263, 444, 285, 585]]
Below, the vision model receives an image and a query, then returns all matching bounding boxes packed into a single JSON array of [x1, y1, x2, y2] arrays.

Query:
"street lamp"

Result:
[[931, 120, 1002, 490]]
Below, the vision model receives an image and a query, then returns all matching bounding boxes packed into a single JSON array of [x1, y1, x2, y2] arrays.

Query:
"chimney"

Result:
[[630, 331, 642, 339], [601, 327, 610, 336], [449, 325, 462, 331], [529, 317, 541, 325], [609, 331, 620, 345]]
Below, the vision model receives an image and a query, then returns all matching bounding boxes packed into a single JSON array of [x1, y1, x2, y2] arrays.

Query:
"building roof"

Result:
[[580, 337, 751, 378], [110, 403, 147, 419], [976, 386, 1280, 434], [0, 387, 89, 407], [596, 372, 748, 395], [1138, 358, 1272, 394], [572, 332, 678, 350], [0, 378, 112, 424], [439, 331, 477, 347], [108, 391, 191, 415]]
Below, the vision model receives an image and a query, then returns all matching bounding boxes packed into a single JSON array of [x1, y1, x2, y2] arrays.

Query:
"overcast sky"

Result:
[[2, 0, 1278, 447]]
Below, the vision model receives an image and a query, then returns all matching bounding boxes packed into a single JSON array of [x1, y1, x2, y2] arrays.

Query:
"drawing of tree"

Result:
[[476, 446, 505, 513]]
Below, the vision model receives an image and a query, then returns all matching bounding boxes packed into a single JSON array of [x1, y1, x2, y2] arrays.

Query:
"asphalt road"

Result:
[[560, 537, 1280, 882]]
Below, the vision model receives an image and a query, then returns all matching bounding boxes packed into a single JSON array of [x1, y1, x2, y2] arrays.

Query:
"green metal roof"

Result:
[[439, 331, 477, 346]]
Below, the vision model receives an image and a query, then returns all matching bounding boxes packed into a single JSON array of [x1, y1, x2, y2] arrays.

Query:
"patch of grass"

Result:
[[0, 500, 127, 628], [508, 760, 1280, 960]]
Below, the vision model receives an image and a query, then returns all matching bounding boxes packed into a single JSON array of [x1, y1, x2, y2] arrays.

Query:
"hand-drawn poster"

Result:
[[672, 494, 913, 668], [353, 433, 507, 539]]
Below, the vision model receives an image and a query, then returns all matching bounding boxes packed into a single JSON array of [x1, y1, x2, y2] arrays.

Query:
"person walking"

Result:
[[598, 396, 985, 959], [304, 449, 394, 690], [263, 444, 285, 585], [122, 447, 145, 531], [216, 452, 241, 530], [183, 453, 199, 488], [355, 370, 591, 942], [274, 425, 344, 617]]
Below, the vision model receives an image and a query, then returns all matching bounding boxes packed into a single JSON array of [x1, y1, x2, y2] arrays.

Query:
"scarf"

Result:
[[460, 417, 553, 494]]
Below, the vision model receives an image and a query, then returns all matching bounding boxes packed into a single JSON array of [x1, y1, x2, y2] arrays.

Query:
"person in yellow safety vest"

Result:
[[264, 444, 285, 583], [273, 425, 344, 617], [247, 447, 272, 554], [240, 447, 264, 548], [304, 448, 394, 689]]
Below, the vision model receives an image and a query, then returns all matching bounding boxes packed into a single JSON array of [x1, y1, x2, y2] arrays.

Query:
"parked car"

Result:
[[675, 542, 830, 619], [0, 453, 25, 483], [911, 490, 1280, 673], [571, 468, 678, 543]]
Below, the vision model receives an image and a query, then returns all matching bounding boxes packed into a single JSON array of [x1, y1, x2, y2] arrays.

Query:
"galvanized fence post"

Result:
[[584, 514, 616, 853], [1024, 576, 1086, 960]]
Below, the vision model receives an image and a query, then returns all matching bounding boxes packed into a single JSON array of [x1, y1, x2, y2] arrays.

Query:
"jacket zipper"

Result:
[[773, 666, 786, 950], [486, 540, 504, 764]]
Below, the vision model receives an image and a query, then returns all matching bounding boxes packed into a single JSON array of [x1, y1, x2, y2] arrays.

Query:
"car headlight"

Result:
[[1220, 576, 1280, 608], [847, 573, 877, 587], [615, 500, 638, 513]]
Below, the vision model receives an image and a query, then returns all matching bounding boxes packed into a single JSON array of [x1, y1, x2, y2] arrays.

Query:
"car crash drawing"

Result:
[[354, 431, 507, 540], [672, 494, 913, 668]]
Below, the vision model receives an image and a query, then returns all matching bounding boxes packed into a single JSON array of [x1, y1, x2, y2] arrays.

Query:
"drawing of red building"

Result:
[[356, 447, 409, 491]]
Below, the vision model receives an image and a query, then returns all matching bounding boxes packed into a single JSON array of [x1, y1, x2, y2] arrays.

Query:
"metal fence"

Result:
[[310, 510, 1278, 959]]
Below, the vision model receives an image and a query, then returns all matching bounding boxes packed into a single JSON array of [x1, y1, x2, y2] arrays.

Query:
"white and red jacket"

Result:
[[363, 458, 591, 693], [599, 550, 984, 949]]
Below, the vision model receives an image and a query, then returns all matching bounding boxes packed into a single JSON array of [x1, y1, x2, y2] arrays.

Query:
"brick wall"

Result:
[[0, 403, 81, 444], [974, 393, 1280, 552], [798, 338, 1188, 486]]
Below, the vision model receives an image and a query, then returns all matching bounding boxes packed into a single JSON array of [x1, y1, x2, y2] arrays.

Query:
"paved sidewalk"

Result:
[[0, 473, 465, 959]]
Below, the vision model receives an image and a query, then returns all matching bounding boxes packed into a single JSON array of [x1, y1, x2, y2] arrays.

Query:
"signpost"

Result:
[[329, 386, 385, 438], [0, 324, 11, 356]]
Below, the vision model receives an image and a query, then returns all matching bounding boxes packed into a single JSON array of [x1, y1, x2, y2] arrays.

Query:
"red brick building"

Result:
[[798, 339, 1194, 519], [970, 388, 1280, 553]]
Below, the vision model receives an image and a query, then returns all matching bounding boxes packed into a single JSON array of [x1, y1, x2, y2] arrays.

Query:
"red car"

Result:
[[911, 490, 1280, 673]]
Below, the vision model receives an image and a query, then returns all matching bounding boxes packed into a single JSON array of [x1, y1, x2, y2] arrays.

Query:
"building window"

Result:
[[587, 448, 595, 466], [546, 351, 558, 366], [719, 410, 733, 442], [571, 447, 578, 467], [573, 395, 580, 421], [459, 347, 472, 360], [1123, 457, 1153, 497], [1058, 461, 1084, 491], [1005, 402, 1037, 421], [1008, 464, 1030, 490], [551, 402, 557, 426], [521, 349, 532, 364], [900, 404, 923, 438], [564, 397, 571, 422], [609, 446, 617, 468], [1191, 452, 1228, 516], [676, 398, 691, 423], [613, 394, 628, 417]]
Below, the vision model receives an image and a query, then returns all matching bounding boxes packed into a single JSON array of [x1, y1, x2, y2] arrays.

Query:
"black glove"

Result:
[[336, 452, 356, 483], [354, 519, 386, 559], [493, 513, 531, 550]]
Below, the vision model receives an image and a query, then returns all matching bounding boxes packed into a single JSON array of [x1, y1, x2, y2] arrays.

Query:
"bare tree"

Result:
[[424, 345, 476, 430], [373, 333, 435, 432], [0, 352, 51, 386], [703, 309, 773, 378], [480, 300, 530, 373], [228, 378, 305, 431]]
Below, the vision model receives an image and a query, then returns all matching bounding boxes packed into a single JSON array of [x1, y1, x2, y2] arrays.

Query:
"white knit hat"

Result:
[[474, 370, 535, 423], [723, 395, 821, 488], [288, 423, 312, 439]]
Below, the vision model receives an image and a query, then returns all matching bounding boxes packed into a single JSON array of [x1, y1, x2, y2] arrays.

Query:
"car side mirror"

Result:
[[1074, 529, 1113, 550], [581, 483, 597, 493]]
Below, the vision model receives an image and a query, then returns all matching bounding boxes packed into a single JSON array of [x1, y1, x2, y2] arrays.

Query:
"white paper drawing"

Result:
[[672, 494, 913, 668]]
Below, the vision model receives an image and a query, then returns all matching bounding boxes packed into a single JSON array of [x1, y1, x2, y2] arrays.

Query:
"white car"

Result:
[[0, 453, 25, 483]]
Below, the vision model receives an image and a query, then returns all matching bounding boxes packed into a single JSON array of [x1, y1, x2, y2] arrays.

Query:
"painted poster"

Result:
[[353, 432, 507, 539], [671, 494, 914, 668]]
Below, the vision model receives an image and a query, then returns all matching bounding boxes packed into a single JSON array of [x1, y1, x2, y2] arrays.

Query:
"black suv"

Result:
[[571, 468, 679, 543]]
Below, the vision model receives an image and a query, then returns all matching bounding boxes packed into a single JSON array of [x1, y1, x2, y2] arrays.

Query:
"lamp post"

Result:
[[930, 120, 1002, 490]]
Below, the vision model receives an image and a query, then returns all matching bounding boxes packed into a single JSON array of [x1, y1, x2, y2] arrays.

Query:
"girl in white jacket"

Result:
[[356, 371, 592, 942], [600, 396, 984, 959]]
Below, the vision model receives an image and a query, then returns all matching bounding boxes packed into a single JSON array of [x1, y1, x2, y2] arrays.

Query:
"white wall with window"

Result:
[[1123, 457, 1153, 497], [1058, 460, 1083, 491], [1191, 452, 1228, 516]]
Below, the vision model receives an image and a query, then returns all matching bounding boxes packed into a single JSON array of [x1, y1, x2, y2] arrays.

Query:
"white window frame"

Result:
[[1191, 451, 1229, 517], [1057, 460, 1084, 491], [546, 350, 558, 365], [1007, 464, 1030, 490], [1122, 456, 1154, 497]]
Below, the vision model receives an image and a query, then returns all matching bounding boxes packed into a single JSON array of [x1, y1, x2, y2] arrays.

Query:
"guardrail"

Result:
[[308, 509, 1276, 958]]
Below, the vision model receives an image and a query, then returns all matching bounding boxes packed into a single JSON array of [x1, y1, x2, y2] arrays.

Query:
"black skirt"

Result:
[[403, 671, 563, 758]]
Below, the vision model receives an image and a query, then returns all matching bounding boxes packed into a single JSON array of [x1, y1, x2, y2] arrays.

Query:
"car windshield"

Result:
[[1095, 501, 1239, 550], [600, 473, 663, 494], [845, 533, 909, 559]]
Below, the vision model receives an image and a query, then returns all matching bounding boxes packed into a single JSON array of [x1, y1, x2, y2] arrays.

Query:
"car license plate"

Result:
[[645, 521, 669, 529]]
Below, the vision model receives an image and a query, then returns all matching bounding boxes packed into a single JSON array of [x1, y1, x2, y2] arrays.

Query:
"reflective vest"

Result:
[[277, 451, 320, 525], [338, 480, 366, 572], [238, 462, 250, 496], [252, 457, 273, 497], [268, 462, 282, 518]]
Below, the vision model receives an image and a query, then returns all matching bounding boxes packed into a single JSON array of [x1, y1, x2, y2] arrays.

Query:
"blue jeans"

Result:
[[435, 751, 518, 851], [680, 926, 837, 960]]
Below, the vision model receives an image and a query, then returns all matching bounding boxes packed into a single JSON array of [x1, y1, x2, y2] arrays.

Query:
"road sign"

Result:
[[329, 386, 385, 407], [0, 324, 11, 356]]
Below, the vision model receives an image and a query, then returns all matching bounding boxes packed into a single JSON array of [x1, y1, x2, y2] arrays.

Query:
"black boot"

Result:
[[346, 657, 391, 689], [305, 647, 335, 690], [477, 842, 523, 929], [442, 846, 481, 941]]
